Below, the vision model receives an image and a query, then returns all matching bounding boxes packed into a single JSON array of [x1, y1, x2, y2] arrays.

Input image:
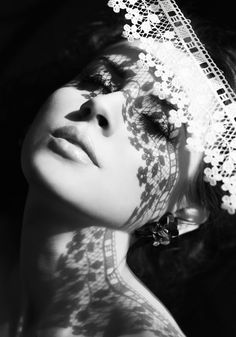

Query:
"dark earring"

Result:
[[135, 207, 207, 246], [151, 212, 179, 246], [151, 207, 208, 246]]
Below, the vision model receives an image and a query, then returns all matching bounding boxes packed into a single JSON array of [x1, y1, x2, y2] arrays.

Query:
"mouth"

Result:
[[49, 126, 99, 166]]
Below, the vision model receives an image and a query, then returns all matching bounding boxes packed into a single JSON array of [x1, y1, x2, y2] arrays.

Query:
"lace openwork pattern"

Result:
[[108, 0, 236, 214]]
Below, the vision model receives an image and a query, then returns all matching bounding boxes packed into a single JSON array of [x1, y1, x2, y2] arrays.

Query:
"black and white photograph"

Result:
[[1, 1, 236, 336]]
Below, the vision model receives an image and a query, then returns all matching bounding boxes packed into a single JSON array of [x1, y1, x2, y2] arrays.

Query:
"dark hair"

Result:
[[2, 7, 236, 336], [56, 12, 236, 335], [56, 10, 236, 231]]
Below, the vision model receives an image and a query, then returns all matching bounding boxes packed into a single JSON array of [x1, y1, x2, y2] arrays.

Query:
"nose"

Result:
[[66, 92, 125, 136]]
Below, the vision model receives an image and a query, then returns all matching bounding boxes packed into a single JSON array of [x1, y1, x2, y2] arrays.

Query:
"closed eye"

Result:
[[140, 113, 171, 141], [78, 73, 115, 94], [139, 95, 177, 143]]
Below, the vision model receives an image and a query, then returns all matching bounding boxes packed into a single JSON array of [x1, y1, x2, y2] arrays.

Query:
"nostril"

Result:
[[97, 115, 109, 128]]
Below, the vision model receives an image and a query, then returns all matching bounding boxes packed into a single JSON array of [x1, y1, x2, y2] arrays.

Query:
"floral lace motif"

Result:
[[107, 0, 236, 214]]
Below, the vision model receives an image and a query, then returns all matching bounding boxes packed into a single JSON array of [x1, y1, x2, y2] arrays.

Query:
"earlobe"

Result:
[[174, 205, 209, 236]]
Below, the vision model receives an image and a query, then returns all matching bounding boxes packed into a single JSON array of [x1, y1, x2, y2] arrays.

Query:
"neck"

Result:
[[22, 186, 130, 268], [21, 188, 130, 334], [21, 188, 184, 337]]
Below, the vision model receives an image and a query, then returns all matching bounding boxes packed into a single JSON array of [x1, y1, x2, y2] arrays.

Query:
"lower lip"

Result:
[[48, 136, 93, 165]]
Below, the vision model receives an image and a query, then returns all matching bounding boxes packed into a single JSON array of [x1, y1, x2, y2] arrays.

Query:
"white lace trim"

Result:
[[108, 0, 236, 214]]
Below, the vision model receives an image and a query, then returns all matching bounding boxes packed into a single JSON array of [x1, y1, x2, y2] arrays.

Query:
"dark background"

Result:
[[1, 0, 235, 221], [0, 0, 235, 78], [0, 1, 236, 337]]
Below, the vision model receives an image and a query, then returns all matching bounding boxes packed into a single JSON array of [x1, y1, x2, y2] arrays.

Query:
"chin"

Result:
[[21, 150, 139, 230]]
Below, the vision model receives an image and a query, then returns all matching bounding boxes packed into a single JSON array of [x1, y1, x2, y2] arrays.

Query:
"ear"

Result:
[[167, 127, 209, 235], [173, 204, 209, 235], [168, 180, 209, 236]]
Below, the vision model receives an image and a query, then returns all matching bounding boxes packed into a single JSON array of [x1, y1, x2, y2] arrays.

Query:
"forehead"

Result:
[[104, 41, 209, 92], [103, 40, 213, 107], [102, 42, 187, 103]]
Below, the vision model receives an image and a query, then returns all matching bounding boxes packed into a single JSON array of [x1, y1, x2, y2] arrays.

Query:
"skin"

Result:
[[19, 41, 202, 337], [22, 42, 186, 230]]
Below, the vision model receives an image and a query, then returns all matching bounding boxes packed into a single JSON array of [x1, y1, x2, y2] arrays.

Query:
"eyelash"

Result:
[[140, 114, 171, 141], [140, 95, 175, 143], [80, 70, 176, 144], [80, 73, 116, 94]]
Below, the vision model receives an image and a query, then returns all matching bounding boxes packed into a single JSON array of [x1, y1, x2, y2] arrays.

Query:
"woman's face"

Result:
[[22, 41, 191, 231]]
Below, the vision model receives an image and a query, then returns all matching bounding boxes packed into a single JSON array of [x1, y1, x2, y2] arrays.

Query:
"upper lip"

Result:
[[51, 126, 99, 166]]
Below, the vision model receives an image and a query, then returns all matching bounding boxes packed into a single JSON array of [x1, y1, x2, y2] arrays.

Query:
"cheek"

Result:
[[120, 90, 178, 231]]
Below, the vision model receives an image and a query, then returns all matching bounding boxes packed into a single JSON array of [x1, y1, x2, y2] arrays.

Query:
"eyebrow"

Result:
[[150, 94, 178, 111]]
